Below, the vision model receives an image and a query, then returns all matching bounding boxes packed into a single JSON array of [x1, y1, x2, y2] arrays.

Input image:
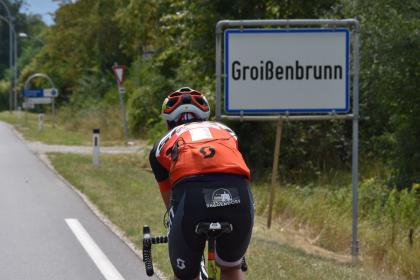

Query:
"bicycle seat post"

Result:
[[195, 222, 233, 280]]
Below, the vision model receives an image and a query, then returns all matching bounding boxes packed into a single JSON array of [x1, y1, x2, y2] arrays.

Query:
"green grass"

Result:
[[0, 111, 91, 145], [47, 153, 387, 279], [247, 235, 378, 280], [252, 181, 420, 279], [0, 110, 133, 145]]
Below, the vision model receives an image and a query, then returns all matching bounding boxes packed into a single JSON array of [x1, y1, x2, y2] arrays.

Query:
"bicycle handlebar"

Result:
[[150, 235, 169, 244], [241, 256, 248, 272], [142, 225, 154, 276], [143, 225, 168, 277]]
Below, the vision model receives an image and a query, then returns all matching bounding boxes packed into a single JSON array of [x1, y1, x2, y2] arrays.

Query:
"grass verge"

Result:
[[48, 152, 384, 279], [0, 110, 135, 145], [0, 111, 91, 145], [253, 181, 420, 279]]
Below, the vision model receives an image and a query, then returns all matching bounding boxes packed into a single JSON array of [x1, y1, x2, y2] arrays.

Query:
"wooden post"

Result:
[[267, 118, 284, 228]]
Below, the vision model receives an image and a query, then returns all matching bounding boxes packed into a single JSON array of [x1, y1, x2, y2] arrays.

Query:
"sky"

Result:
[[22, 0, 60, 26]]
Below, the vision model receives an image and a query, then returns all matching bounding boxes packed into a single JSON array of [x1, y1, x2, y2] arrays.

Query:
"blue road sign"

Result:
[[43, 88, 59, 97], [22, 88, 44, 97]]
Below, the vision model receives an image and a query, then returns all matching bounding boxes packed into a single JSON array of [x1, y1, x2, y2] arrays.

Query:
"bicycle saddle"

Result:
[[195, 222, 233, 238]]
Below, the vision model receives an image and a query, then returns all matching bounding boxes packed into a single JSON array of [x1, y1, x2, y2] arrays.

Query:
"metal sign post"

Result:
[[112, 63, 129, 144], [118, 86, 129, 144], [52, 97, 56, 128], [351, 26, 361, 261], [215, 19, 360, 261], [23, 73, 59, 128]]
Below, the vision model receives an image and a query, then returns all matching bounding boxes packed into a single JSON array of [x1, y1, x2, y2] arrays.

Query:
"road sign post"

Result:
[[23, 73, 59, 128], [215, 19, 360, 262], [112, 63, 129, 144]]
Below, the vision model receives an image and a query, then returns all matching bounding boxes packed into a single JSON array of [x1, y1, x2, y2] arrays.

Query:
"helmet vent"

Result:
[[179, 87, 192, 92], [182, 94, 191, 103]]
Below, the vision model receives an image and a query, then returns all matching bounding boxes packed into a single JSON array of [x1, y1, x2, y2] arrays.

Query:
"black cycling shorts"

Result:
[[168, 173, 254, 280]]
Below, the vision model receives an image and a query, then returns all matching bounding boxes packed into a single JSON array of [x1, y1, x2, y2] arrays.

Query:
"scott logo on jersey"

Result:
[[199, 146, 216, 159]]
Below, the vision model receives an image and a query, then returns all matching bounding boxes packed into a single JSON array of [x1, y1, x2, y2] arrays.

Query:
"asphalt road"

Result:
[[0, 122, 157, 280]]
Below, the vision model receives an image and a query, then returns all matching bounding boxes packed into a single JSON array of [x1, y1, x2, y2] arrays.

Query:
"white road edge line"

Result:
[[65, 218, 125, 280]]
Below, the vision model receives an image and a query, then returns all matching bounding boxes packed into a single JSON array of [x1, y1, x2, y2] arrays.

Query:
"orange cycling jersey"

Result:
[[152, 121, 251, 186]]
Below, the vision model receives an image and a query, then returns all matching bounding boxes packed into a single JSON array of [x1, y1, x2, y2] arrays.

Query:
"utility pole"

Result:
[[0, 0, 14, 111]]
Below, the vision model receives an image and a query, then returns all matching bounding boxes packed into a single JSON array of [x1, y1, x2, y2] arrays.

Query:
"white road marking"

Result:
[[65, 218, 125, 280]]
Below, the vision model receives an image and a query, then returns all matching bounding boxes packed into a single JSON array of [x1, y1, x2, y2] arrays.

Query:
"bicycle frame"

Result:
[[205, 235, 219, 280]]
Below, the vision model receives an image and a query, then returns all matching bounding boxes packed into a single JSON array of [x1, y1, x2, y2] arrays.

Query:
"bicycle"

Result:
[[142, 222, 247, 280]]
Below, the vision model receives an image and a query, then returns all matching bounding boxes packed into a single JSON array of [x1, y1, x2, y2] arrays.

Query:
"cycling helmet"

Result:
[[162, 87, 210, 129]]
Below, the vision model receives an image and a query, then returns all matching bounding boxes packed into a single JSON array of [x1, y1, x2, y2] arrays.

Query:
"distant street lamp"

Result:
[[19, 32, 44, 46]]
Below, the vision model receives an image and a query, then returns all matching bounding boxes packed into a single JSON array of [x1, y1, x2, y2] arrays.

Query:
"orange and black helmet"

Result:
[[162, 87, 210, 128]]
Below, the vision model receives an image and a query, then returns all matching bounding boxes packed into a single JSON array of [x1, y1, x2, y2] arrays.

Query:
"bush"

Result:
[[254, 176, 420, 278], [126, 57, 174, 137], [0, 78, 11, 111]]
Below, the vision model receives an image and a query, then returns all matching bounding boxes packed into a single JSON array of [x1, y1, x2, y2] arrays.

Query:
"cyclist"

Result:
[[149, 87, 254, 280]]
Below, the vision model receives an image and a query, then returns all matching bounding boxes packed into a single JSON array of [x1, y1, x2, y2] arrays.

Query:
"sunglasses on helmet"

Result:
[[163, 91, 209, 114]]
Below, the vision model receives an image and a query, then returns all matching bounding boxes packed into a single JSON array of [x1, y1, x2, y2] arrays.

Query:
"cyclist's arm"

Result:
[[149, 145, 172, 209], [159, 182, 171, 210]]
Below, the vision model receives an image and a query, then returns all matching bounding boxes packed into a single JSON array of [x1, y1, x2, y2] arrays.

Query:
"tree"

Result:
[[0, 0, 46, 110], [330, 0, 420, 187], [23, 0, 129, 102]]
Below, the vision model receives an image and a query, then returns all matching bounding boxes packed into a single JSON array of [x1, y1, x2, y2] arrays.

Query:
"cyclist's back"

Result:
[[153, 121, 250, 185], [149, 87, 254, 280]]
